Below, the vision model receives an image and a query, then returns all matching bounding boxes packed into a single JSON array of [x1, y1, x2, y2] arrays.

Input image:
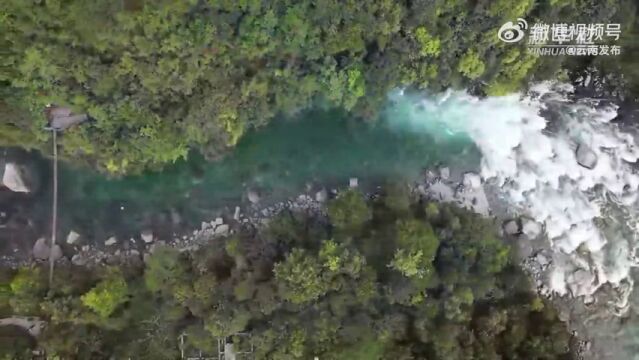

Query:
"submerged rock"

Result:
[[576, 144, 598, 169]]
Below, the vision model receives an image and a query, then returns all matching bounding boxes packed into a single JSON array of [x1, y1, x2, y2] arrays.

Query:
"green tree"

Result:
[[458, 50, 486, 79], [80, 269, 128, 318], [274, 249, 328, 304], [327, 190, 372, 232]]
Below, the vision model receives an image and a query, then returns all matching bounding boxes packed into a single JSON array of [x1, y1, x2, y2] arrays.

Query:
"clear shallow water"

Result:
[[21, 107, 477, 240]]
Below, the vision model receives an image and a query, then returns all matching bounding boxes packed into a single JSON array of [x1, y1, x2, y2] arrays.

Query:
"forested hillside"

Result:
[[1, 189, 572, 359], [1, 0, 636, 173]]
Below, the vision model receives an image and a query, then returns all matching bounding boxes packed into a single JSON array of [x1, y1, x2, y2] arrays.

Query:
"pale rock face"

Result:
[[439, 167, 450, 180], [349, 177, 359, 188], [105, 237, 118, 246], [2, 163, 30, 193], [66, 231, 81, 245], [248, 190, 260, 204], [214, 224, 230, 236], [315, 188, 328, 202], [141, 230, 154, 244], [462, 172, 481, 189]]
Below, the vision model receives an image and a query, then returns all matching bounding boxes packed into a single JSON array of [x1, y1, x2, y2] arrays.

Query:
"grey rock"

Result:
[[315, 188, 328, 202], [233, 206, 241, 221], [349, 177, 358, 188], [576, 144, 598, 169], [170, 209, 182, 225], [568, 269, 596, 296], [66, 231, 81, 245], [2, 163, 30, 193], [215, 217, 224, 226], [214, 224, 229, 236], [439, 167, 450, 180], [141, 230, 154, 244], [71, 253, 88, 266], [462, 172, 481, 189], [535, 253, 550, 267], [248, 189, 260, 204], [32, 238, 49, 260], [521, 218, 542, 238], [105, 236, 118, 246], [50, 245, 63, 261], [503, 219, 521, 235], [201, 222, 210, 230]]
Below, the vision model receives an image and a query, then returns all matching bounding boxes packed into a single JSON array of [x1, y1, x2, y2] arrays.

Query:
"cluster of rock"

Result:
[[416, 167, 490, 216], [35, 181, 338, 267]]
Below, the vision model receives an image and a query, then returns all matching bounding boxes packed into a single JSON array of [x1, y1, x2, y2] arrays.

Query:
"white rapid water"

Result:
[[387, 83, 639, 311]]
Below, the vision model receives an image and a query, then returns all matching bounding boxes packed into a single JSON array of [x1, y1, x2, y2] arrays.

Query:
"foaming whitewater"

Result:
[[386, 83, 639, 311]]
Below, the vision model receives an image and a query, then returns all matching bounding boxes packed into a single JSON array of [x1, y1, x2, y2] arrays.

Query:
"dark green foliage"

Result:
[[3, 188, 572, 359], [1, 0, 633, 173], [327, 189, 372, 232]]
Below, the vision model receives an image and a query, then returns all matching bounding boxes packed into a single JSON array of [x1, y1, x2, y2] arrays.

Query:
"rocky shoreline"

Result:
[[2, 163, 605, 359]]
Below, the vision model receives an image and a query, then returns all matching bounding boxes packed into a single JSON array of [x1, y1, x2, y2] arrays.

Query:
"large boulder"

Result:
[[141, 230, 154, 244], [66, 231, 81, 245], [502, 219, 521, 236], [247, 189, 260, 204], [521, 218, 542, 238], [32, 238, 49, 260], [462, 172, 482, 189], [315, 188, 328, 202], [576, 144, 598, 169], [2, 163, 31, 193]]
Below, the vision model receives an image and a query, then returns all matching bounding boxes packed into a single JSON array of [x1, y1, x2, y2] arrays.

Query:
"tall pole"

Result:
[[48, 130, 58, 287]]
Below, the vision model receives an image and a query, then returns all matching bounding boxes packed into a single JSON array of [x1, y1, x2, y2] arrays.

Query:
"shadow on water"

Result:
[[1, 108, 479, 250]]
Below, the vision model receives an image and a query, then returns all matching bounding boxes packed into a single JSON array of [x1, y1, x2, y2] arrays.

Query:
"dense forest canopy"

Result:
[[1, 0, 637, 173], [0, 188, 573, 359]]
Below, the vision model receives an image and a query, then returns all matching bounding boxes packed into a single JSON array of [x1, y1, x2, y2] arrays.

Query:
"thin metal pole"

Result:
[[48, 130, 58, 287]]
